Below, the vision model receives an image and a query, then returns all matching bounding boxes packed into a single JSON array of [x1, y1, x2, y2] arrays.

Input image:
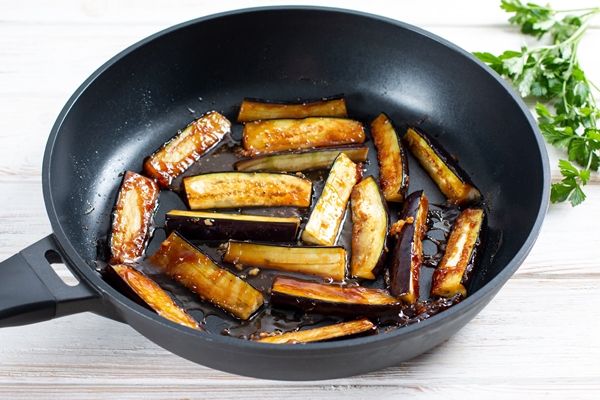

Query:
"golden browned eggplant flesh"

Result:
[[431, 208, 485, 298], [301, 153, 361, 246], [109, 171, 159, 264], [237, 95, 348, 123], [105, 264, 204, 330], [183, 172, 312, 209], [148, 231, 264, 320], [99, 95, 487, 341], [403, 126, 481, 206], [143, 111, 231, 187], [253, 318, 374, 344], [223, 241, 347, 282], [371, 113, 409, 203], [242, 117, 366, 156], [350, 176, 389, 280]]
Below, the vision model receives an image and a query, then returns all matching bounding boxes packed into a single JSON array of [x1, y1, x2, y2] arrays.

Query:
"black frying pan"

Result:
[[0, 7, 549, 380]]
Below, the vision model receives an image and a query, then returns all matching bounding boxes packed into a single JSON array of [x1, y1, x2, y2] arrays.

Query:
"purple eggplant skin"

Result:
[[388, 190, 429, 303], [270, 276, 402, 319], [165, 210, 300, 242], [404, 126, 481, 206]]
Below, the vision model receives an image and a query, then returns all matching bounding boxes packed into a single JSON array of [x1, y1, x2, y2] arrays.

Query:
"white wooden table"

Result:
[[1, 1, 599, 398]]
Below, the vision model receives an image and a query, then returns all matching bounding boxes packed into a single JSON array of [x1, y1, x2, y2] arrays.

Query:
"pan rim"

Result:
[[41, 5, 550, 353]]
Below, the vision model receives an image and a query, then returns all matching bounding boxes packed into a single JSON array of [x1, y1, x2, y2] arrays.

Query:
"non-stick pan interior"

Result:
[[42, 7, 548, 379]]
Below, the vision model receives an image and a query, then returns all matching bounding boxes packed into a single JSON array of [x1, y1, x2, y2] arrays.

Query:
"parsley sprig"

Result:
[[474, 0, 600, 206]]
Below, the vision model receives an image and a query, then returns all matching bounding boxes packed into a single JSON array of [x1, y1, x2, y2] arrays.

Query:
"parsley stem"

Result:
[[553, 8, 600, 15]]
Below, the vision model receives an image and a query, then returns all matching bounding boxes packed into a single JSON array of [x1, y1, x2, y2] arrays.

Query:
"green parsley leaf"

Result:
[[539, 124, 573, 148], [475, 1, 600, 206]]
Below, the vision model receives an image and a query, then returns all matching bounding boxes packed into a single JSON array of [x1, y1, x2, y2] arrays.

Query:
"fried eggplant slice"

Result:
[[183, 172, 312, 210], [165, 210, 300, 242], [370, 113, 409, 202], [388, 190, 429, 303], [234, 145, 369, 172], [350, 176, 389, 280], [106, 264, 203, 331], [143, 111, 231, 187], [147, 231, 264, 320], [301, 153, 361, 246], [237, 96, 348, 123], [431, 208, 485, 298], [110, 171, 159, 264], [270, 276, 402, 318], [403, 126, 481, 206], [254, 318, 375, 344], [223, 241, 346, 282], [242, 117, 365, 156]]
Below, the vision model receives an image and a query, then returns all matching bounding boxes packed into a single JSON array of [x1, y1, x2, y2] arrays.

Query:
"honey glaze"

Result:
[[378, 294, 462, 331], [98, 110, 485, 342], [422, 204, 463, 268]]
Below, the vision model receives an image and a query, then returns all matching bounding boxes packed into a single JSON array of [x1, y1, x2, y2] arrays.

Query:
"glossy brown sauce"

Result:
[[99, 117, 480, 341]]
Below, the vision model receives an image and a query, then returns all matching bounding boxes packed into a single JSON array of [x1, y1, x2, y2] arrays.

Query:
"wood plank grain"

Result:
[[1, 0, 599, 398]]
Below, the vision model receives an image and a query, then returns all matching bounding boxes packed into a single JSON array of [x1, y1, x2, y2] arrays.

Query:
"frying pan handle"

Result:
[[0, 234, 104, 328]]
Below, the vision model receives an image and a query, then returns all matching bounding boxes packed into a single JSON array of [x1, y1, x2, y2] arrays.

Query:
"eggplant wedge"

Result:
[[234, 145, 369, 172], [301, 153, 361, 246], [143, 111, 231, 187], [388, 190, 429, 303], [223, 241, 347, 282], [431, 208, 485, 298], [242, 117, 366, 156], [105, 264, 203, 331], [147, 231, 264, 320], [350, 176, 389, 280], [270, 276, 402, 318], [237, 96, 348, 123], [183, 172, 312, 210], [110, 171, 159, 264], [254, 318, 375, 344], [165, 210, 301, 242], [370, 113, 409, 202], [403, 126, 481, 206]]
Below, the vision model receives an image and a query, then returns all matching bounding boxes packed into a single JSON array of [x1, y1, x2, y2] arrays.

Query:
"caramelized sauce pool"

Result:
[[99, 122, 480, 341]]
